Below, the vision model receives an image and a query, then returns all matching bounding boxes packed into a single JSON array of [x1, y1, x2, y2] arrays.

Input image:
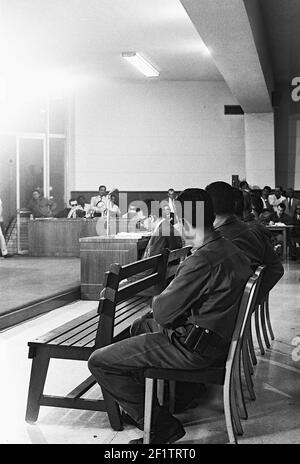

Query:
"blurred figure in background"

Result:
[[55, 198, 86, 218], [28, 189, 56, 218], [268, 186, 286, 212]]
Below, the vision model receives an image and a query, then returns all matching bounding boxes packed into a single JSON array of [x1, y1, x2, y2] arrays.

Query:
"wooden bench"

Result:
[[25, 245, 191, 431]]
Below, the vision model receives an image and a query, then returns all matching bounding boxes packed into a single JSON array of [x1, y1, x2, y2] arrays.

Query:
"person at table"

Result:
[[283, 188, 300, 218], [28, 189, 56, 218], [268, 186, 286, 212], [88, 188, 253, 444], [290, 205, 300, 260], [55, 198, 86, 218], [89, 185, 108, 217], [269, 203, 293, 225], [268, 203, 293, 256], [260, 186, 273, 212], [77, 195, 91, 216]]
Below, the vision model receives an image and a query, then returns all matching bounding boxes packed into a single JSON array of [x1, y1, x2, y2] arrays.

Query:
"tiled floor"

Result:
[[0, 262, 299, 444]]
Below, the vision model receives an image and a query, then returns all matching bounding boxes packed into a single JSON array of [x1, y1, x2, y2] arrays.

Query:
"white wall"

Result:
[[244, 113, 275, 188], [74, 80, 245, 191]]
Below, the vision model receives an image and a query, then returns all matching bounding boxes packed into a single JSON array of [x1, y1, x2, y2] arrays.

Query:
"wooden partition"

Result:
[[80, 235, 150, 300], [28, 219, 100, 257]]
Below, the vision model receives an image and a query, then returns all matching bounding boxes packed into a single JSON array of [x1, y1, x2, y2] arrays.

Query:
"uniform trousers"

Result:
[[88, 315, 226, 428]]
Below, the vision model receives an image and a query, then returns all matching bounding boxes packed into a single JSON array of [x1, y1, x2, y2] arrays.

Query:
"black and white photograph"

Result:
[[0, 0, 299, 447]]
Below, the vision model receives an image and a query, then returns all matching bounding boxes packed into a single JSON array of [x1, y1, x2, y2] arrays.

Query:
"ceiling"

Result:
[[260, 0, 300, 83], [0, 0, 223, 83]]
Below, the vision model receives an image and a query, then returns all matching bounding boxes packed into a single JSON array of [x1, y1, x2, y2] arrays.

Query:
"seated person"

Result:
[[55, 199, 86, 218], [88, 188, 253, 444], [268, 203, 293, 255], [28, 189, 56, 218], [206, 182, 283, 302], [77, 195, 91, 216], [259, 208, 273, 226], [122, 204, 146, 231], [290, 205, 300, 259], [89, 185, 108, 217], [124, 205, 183, 295], [269, 202, 293, 225]]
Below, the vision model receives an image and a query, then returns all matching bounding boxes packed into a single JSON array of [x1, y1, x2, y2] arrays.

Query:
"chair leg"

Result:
[[260, 302, 270, 348], [25, 350, 50, 423], [143, 378, 154, 444], [242, 343, 256, 401], [157, 379, 164, 406], [223, 376, 237, 444], [265, 295, 275, 340], [247, 319, 257, 366], [234, 352, 248, 420], [254, 304, 265, 355], [168, 381, 176, 414]]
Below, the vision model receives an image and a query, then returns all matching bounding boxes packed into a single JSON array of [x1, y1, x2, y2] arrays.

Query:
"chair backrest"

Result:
[[225, 265, 266, 373], [95, 250, 169, 347]]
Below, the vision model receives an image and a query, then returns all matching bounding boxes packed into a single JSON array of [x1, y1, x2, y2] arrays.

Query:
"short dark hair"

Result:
[[239, 180, 249, 190], [251, 194, 263, 216], [278, 202, 286, 211], [263, 185, 271, 192], [177, 188, 215, 229], [205, 181, 235, 215], [98, 185, 106, 191], [69, 198, 77, 205]]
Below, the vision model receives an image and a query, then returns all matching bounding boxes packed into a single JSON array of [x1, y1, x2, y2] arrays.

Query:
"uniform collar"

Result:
[[191, 229, 222, 253], [214, 215, 239, 230]]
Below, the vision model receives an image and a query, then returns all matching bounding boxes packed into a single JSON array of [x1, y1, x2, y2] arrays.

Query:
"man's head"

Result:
[[277, 203, 286, 215], [69, 198, 78, 208], [286, 188, 294, 198], [32, 190, 41, 200], [205, 181, 235, 216], [262, 186, 271, 198], [98, 185, 107, 197], [167, 188, 176, 200], [177, 188, 215, 247], [274, 186, 283, 199], [239, 180, 249, 191]]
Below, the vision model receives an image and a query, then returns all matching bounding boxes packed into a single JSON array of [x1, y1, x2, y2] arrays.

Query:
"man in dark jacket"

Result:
[[88, 189, 252, 444], [205, 181, 284, 302]]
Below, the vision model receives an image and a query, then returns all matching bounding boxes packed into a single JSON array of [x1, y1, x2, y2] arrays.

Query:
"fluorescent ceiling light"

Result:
[[122, 52, 159, 78]]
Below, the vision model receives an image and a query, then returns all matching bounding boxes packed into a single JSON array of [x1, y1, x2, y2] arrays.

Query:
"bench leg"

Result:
[[25, 350, 50, 423], [101, 387, 123, 431]]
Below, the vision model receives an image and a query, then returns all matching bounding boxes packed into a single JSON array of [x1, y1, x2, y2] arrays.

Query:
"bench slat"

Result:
[[30, 309, 98, 345], [47, 314, 100, 346]]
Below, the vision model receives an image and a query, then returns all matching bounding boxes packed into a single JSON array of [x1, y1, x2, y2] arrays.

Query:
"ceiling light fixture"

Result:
[[122, 52, 159, 78]]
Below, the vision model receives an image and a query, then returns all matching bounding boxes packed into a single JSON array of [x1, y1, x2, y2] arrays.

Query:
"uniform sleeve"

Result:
[[152, 254, 210, 328]]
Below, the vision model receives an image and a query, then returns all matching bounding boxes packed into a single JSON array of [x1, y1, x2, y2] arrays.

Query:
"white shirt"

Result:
[[268, 194, 286, 212]]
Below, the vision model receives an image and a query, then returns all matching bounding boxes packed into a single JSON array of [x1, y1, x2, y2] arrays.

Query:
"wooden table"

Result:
[[28, 218, 100, 257], [80, 234, 150, 300], [266, 224, 294, 261]]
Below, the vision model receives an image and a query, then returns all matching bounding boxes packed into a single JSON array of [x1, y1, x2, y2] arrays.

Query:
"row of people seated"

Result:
[[88, 181, 284, 444]]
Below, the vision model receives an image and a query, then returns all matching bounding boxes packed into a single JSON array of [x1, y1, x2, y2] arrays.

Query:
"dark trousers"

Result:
[[88, 315, 224, 428]]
